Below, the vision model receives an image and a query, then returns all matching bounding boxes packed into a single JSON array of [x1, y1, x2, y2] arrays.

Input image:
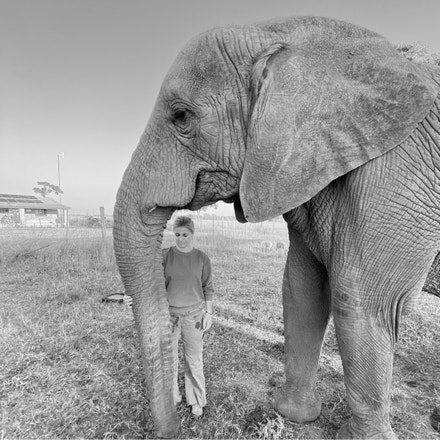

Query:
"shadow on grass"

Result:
[[3, 261, 438, 440]]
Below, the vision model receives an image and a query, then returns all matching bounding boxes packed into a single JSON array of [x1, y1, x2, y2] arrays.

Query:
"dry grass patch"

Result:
[[1, 222, 439, 439]]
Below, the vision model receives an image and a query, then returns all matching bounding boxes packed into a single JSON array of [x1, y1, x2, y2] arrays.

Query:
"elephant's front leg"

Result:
[[274, 228, 331, 422]]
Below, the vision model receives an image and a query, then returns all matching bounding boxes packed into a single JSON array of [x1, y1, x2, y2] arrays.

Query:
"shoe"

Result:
[[191, 404, 203, 417]]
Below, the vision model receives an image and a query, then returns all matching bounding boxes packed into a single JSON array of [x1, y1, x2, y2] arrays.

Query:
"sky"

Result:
[[2, 0, 440, 216]]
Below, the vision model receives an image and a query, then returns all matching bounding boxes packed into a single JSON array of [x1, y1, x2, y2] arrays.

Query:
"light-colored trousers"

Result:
[[170, 307, 206, 407]]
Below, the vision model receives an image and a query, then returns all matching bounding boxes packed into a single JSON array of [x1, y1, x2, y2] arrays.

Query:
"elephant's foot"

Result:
[[273, 388, 321, 423], [156, 417, 180, 439], [337, 418, 397, 439]]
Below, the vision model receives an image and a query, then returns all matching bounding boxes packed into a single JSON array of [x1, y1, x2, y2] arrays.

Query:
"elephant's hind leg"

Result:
[[330, 143, 440, 439], [274, 226, 331, 422], [332, 247, 433, 439], [332, 295, 398, 439]]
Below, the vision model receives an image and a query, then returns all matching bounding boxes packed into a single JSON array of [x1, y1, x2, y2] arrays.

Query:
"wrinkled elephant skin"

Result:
[[114, 16, 440, 439]]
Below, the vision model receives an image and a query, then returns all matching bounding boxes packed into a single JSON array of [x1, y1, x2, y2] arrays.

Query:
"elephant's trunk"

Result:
[[113, 179, 178, 438]]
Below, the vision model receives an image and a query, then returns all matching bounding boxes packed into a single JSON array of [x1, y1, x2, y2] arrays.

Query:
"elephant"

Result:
[[113, 16, 440, 439]]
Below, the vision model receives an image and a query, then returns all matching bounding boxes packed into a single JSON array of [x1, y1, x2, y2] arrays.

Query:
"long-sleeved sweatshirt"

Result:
[[163, 246, 214, 313]]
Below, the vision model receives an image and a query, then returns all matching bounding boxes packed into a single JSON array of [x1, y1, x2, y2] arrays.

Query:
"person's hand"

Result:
[[123, 294, 133, 308], [202, 312, 212, 332]]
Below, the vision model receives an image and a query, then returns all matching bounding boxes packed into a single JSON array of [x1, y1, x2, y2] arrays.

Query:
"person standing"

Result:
[[124, 215, 213, 417]]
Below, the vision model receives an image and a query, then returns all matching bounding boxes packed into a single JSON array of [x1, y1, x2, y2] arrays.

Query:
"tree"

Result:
[[33, 181, 63, 198]]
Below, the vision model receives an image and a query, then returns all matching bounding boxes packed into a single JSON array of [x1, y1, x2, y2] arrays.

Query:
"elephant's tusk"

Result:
[[148, 206, 157, 213]]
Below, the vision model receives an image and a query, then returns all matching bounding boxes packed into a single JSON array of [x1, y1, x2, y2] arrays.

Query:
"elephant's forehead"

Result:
[[164, 33, 228, 95]]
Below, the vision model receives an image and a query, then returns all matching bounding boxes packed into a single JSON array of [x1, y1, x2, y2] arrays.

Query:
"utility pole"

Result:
[[57, 152, 64, 203]]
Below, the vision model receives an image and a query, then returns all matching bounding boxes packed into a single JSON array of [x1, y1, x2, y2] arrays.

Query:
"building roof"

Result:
[[0, 194, 70, 210]]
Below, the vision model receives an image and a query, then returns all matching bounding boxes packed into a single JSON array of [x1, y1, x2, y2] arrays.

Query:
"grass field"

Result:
[[1, 220, 439, 439]]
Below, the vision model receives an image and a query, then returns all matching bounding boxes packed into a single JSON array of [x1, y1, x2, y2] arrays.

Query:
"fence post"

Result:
[[65, 209, 69, 241], [100, 207, 106, 241]]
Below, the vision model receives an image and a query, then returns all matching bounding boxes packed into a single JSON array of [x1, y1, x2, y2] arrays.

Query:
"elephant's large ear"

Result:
[[240, 36, 439, 222]]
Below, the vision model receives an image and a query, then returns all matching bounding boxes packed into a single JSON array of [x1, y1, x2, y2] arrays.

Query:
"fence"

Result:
[[69, 207, 112, 229], [68, 208, 287, 239], [4, 206, 440, 296]]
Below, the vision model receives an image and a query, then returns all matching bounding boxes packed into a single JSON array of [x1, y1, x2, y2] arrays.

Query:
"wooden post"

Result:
[[100, 207, 106, 240], [65, 209, 69, 241]]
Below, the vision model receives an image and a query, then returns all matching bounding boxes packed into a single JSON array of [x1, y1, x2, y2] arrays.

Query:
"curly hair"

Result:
[[173, 215, 195, 234]]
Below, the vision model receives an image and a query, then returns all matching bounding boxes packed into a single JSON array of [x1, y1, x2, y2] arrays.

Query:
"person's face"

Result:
[[174, 226, 194, 252]]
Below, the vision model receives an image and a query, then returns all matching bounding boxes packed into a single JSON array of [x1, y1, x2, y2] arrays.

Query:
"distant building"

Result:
[[0, 194, 70, 227]]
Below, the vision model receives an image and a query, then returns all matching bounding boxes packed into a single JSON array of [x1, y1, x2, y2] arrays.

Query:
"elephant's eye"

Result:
[[170, 106, 194, 135], [173, 109, 188, 124]]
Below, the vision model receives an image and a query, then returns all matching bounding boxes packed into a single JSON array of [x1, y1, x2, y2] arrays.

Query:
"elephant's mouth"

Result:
[[185, 170, 242, 214]]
